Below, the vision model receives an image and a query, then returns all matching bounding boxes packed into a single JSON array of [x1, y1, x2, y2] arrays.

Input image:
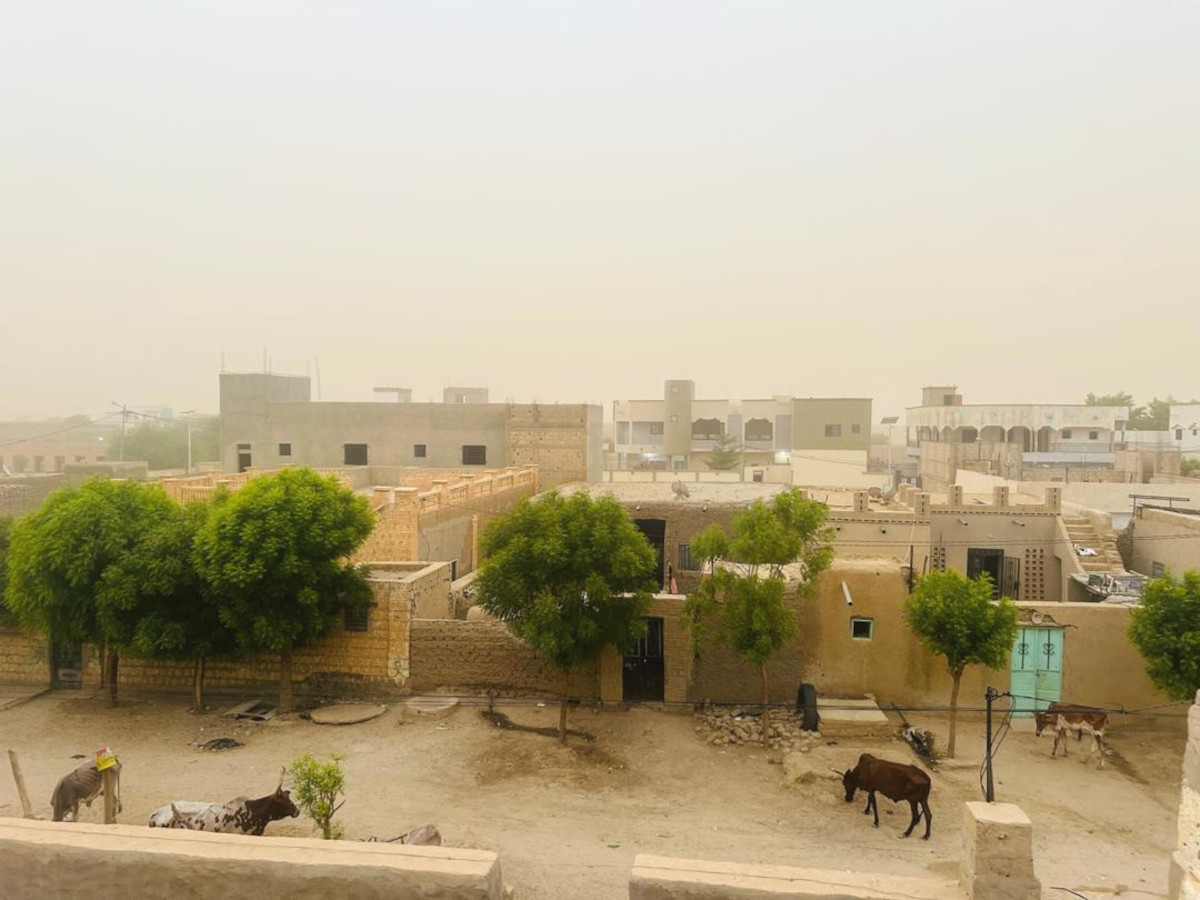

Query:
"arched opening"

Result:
[[1036, 426, 1054, 452], [1006, 426, 1032, 453], [941, 426, 954, 443], [917, 426, 933, 443], [691, 418, 723, 441], [744, 418, 773, 443], [980, 425, 1006, 444], [955, 426, 979, 444]]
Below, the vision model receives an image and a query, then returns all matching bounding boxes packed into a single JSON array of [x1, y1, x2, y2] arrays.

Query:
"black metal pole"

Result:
[[985, 687, 996, 802]]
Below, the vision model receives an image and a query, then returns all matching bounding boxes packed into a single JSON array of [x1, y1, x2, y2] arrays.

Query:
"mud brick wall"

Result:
[[506, 405, 591, 487], [0, 628, 51, 686], [408, 618, 599, 697]]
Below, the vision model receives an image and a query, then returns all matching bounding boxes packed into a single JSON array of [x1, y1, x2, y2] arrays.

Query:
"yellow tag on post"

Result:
[[94, 747, 117, 771]]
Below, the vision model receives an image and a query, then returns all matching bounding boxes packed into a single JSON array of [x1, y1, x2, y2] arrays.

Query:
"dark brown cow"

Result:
[[841, 753, 932, 839], [51, 760, 122, 822], [1034, 702, 1108, 768]]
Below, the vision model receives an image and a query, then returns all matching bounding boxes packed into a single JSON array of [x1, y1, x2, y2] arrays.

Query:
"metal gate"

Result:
[[623, 618, 665, 703], [1009, 627, 1062, 715]]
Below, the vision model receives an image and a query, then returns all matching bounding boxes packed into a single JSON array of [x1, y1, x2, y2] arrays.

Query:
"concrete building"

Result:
[[219, 373, 602, 487], [610, 379, 872, 481], [1129, 505, 1200, 580]]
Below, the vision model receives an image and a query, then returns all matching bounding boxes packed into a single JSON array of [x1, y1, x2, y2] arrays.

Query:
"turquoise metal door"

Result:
[[1010, 627, 1063, 715]]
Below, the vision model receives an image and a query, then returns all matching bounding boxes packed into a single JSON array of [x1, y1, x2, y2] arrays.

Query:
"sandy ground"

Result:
[[0, 689, 1186, 899]]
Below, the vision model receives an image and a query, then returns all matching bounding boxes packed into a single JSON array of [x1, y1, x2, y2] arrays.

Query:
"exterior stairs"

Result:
[[1061, 515, 1126, 573]]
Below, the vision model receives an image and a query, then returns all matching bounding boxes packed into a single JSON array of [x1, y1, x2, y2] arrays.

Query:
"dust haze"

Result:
[[1, 2, 1197, 418]]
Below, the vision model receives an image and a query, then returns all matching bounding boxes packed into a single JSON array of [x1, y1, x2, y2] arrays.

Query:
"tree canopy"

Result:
[[703, 431, 743, 471], [1128, 572, 1200, 701], [903, 569, 1019, 756], [1084, 392, 1191, 430], [0, 516, 13, 624], [119, 420, 219, 470], [685, 489, 833, 745], [476, 490, 657, 741], [194, 468, 374, 711]]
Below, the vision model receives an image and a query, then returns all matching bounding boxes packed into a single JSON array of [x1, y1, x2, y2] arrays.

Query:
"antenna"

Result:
[[314, 358, 323, 401]]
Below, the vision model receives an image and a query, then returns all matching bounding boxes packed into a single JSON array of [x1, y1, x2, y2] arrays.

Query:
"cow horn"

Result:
[[277, 767, 286, 791], [828, 768, 844, 776]]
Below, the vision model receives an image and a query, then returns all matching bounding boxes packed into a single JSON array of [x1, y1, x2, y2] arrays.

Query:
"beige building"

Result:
[[611, 379, 872, 483], [1130, 506, 1200, 579]]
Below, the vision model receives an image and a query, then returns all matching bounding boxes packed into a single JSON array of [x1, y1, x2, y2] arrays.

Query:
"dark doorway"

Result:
[[236, 443, 252, 473], [967, 548, 1014, 597], [633, 519, 666, 587], [51, 640, 83, 689], [623, 617, 665, 703]]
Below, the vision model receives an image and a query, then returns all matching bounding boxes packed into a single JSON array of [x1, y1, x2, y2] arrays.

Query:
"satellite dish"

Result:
[[1030, 611, 1044, 625]]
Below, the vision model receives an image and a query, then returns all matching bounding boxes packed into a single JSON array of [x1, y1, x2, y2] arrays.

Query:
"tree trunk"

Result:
[[107, 650, 119, 708], [99, 640, 109, 690], [193, 654, 206, 711], [947, 669, 962, 758], [559, 669, 570, 745], [279, 648, 294, 714], [760, 664, 771, 748]]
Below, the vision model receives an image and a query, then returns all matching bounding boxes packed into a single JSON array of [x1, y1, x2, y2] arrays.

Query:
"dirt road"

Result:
[[0, 691, 1185, 898]]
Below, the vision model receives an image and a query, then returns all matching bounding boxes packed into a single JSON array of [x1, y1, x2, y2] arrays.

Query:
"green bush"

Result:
[[288, 752, 346, 839]]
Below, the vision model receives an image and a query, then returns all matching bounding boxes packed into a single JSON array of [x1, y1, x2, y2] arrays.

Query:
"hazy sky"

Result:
[[2, 2, 1197, 422]]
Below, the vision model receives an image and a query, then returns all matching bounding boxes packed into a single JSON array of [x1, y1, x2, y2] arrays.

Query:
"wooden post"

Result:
[[102, 768, 117, 824], [7, 750, 34, 818]]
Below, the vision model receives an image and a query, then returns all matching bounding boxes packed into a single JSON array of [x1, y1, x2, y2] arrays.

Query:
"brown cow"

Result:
[[1034, 702, 1108, 768], [51, 760, 122, 822], [842, 753, 932, 839]]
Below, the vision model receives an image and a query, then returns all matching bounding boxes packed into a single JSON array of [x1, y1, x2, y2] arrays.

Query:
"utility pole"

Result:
[[113, 403, 129, 462]]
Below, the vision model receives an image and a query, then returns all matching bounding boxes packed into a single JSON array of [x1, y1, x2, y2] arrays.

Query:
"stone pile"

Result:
[[694, 708, 821, 751]]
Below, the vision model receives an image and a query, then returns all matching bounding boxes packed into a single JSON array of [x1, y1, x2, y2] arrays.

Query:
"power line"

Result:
[[0, 412, 123, 450]]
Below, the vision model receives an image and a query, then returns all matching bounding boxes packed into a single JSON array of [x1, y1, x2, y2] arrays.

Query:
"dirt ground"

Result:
[[0, 690, 1187, 899]]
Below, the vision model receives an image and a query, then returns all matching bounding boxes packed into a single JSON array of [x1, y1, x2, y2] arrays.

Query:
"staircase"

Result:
[[1061, 515, 1126, 573]]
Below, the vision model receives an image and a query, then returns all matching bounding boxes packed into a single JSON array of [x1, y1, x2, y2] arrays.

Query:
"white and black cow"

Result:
[[148, 780, 299, 835], [51, 760, 122, 822]]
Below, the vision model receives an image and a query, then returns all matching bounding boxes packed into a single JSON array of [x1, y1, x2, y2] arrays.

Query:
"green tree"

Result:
[[288, 753, 346, 839], [0, 516, 13, 624], [1085, 392, 1134, 408], [120, 420, 219, 470], [1182, 458, 1200, 478], [703, 431, 743, 471], [1133, 396, 1174, 431], [195, 469, 374, 713], [1128, 572, 1200, 701], [98, 499, 235, 709], [685, 489, 834, 746], [5, 479, 176, 705], [476, 491, 657, 743], [903, 570, 1019, 757]]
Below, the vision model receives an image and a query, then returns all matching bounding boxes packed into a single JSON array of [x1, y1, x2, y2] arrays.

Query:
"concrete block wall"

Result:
[[961, 802, 1040, 900], [506, 404, 593, 486], [0, 819, 506, 899], [1171, 692, 1200, 899], [407, 618, 600, 697], [0, 627, 50, 686]]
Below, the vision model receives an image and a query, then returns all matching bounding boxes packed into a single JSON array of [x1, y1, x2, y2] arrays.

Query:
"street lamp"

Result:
[[181, 411, 195, 474]]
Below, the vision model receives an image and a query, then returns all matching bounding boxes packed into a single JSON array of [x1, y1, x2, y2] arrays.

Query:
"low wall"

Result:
[[408, 618, 599, 697], [1170, 693, 1200, 899], [0, 819, 504, 899], [0, 627, 50, 686]]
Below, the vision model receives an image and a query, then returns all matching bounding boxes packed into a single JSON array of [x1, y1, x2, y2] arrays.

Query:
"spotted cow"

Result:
[[148, 780, 299, 835]]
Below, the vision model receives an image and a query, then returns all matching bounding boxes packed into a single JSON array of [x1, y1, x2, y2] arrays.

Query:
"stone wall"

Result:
[[408, 618, 600, 697], [0, 627, 50, 686], [506, 404, 596, 486]]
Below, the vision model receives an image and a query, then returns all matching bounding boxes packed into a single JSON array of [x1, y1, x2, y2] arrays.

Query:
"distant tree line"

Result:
[[1085, 392, 1197, 431], [1, 469, 373, 711]]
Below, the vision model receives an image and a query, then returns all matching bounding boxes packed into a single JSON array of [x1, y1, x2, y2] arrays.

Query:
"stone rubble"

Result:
[[693, 708, 821, 752]]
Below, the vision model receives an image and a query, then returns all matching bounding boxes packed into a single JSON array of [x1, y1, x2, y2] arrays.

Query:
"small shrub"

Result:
[[288, 752, 346, 839]]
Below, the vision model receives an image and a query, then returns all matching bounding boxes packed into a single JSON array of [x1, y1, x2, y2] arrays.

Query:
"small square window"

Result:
[[825, 424, 842, 437], [649, 422, 664, 435], [344, 605, 370, 633], [669, 414, 678, 423], [678, 544, 696, 571], [851, 424, 861, 435], [413, 444, 427, 458], [278, 443, 292, 457], [343, 443, 368, 466], [850, 617, 873, 640], [1089, 431, 1099, 441], [462, 445, 487, 465], [1151, 562, 1166, 579], [1062, 430, 1072, 439]]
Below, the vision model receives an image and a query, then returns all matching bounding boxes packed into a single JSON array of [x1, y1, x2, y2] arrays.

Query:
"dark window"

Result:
[[54, 455, 65, 471], [851, 424, 861, 435], [851, 618, 873, 640], [278, 443, 292, 457], [1089, 431, 1099, 441], [649, 422, 664, 435], [1151, 562, 1166, 579], [462, 445, 487, 465], [1062, 430, 1072, 439], [745, 418, 773, 441], [414, 444, 427, 458], [824, 424, 841, 437], [344, 605, 369, 633], [678, 544, 696, 571], [343, 443, 369, 466], [691, 418, 723, 440], [669, 414, 678, 423]]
